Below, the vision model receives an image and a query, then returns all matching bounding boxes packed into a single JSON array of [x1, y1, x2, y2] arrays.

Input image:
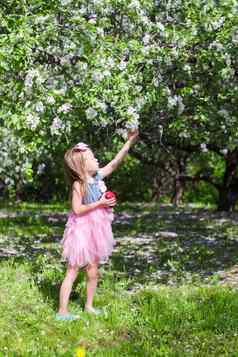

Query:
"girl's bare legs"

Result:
[[85, 261, 100, 310], [58, 264, 79, 315]]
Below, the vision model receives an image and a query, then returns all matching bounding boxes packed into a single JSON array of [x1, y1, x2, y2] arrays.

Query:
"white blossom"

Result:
[[167, 96, 178, 108], [218, 109, 230, 119], [184, 64, 191, 72], [46, 96, 55, 105], [142, 33, 150, 45], [25, 113, 40, 130], [208, 41, 224, 51], [57, 103, 72, 114], [53, 86, 67, 96], [193, 84, 200, 91], [156, 22, 165, 32], [5, 177, 14, 185], [60, 56, 71, 66], [128, 74, 137, 83], [35, 101, 45, 113], [80, 62, 88, 72], [177, 96, 185, 115], [65, 121, 72, 134], [96, 101, 107, 113], [100, 118, 108, 128], [37, 163, 46, 175], [35, 15, 50, 25], [92, 71, 104, 83], [212, 17, 224, 30], [225, 55, 231, 66], [153, 78, 159, 87], [61, 0, 72, 5], [103, 70, 111, 77], [221, 67, 234, 79], [220, 149, 228, 155], [165, 57, 172, 66], [88, 15, 97, 25], [126, 118, 139, 130], [97, 56, 106, 66], [24, 69, 40, 89], [97, 28, 104, 36], [35, 76, 44, 86], [118, 61, 127, 71], [200, 143, 208, 152], [79, 6, 87, 15], [123, 48, 130, 57], [128, 0, 140, 9], [204, 21, 213, 32], [19, 146, 26, 154], [127, 106, 136, 116], [50, 117, 65, 136], [179, 131, 190, 138], [135, 97, 146, 109], [141, 16, 150, 25], [171, 47, 179, 58], [141, 46, 150, 55], [25, 101, 31, 108], [85, 107, 97, 120], [232, 32, 238, 44], [127, 106, 139, 121], [107, 57, 115, 68], [116, 128, 128, 140]]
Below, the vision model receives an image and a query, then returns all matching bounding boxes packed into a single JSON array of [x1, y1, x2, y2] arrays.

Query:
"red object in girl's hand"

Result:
[[105, 191, 117, 205]]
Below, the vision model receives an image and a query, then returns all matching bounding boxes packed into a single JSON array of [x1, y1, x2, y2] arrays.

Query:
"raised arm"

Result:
[[98, 129, 139, 178]]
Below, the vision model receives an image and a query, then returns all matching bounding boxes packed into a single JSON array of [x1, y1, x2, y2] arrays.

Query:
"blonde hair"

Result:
[[64, 145, 89, 203]]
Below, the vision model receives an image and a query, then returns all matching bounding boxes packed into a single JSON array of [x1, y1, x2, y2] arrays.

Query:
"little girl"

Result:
[[56, 129, 139, 320]]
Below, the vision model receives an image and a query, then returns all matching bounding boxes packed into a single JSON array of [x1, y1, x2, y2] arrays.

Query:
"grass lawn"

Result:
[[1, 201, 238, 356]]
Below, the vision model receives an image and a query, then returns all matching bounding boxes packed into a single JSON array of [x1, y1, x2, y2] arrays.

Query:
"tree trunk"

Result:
[[217, 183, 238, 211], [171, 176, 185, 206], [152, 177, 161, 202], [171, 157, 187, 206], [217, 150, 238, 211]]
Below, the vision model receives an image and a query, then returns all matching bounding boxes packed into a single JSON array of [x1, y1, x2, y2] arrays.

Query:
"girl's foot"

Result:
[[55, 313, 80, 321], [84, 306, 102, 315]]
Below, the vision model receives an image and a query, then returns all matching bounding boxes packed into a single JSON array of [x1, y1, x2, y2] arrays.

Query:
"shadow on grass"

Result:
[[1, 203, 238, 304]]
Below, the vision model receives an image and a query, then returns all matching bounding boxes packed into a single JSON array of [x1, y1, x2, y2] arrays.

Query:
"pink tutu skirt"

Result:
[[60, 207, 115, 268]]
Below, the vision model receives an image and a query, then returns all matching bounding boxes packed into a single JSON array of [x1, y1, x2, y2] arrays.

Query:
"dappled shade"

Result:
[[1, 203, 238, 291]]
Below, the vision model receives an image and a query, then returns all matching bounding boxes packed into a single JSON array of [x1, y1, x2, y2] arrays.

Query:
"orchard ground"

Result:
[[1, 201, 238, 356]]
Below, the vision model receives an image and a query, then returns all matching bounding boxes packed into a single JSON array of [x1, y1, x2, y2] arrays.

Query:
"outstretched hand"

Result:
[[127, 128, 139, 142]]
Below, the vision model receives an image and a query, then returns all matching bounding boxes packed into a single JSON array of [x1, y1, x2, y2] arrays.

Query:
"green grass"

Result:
[[1, 201, 238, 355], [1, 260, 238, 356]]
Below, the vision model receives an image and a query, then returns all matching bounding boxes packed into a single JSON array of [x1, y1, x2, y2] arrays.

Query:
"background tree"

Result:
[[1, 0, 238, 210]]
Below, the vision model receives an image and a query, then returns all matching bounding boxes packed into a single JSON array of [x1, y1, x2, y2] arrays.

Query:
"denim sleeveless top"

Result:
[[82, 172, 104, 204]]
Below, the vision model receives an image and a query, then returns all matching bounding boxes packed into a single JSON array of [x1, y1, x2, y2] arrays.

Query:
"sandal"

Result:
[[55, 313, 80, 321], [84, 307, 102, 315]]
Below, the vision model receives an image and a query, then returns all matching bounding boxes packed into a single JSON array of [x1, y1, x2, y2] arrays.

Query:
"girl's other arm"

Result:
[[98, 129, 139, 178], [72, 181, 116, 215]]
